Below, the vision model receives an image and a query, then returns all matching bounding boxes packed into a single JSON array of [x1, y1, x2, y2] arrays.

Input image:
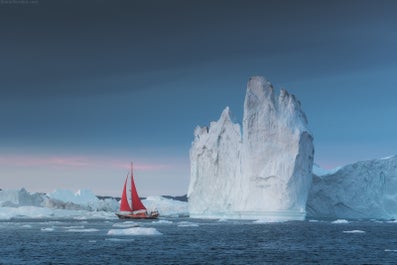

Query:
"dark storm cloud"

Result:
[[1, 0, 396, 98]]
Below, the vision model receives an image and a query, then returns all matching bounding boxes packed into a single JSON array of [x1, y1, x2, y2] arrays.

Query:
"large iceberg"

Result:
[[307, 156, 397, 220], [188, 76, 314, 220]]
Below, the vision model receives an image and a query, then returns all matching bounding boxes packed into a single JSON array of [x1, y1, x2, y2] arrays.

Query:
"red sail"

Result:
[[130, 163, 146, 211], [119, 175, 132, 212]]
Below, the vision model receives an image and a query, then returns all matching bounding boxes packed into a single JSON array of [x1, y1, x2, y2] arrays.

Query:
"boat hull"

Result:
[[116, 211, 159, 220]]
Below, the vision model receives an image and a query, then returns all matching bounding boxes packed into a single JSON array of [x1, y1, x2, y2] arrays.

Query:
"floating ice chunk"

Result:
[[343, 230, 365, 234], [385, 249, 397, 252], [63, 225, 85, 229], [67, 228, 99, 232], [152, 220, 173, 225], [73, 216, 88, 220], [332, 219, 349, 224], [105, 238, 135, 242], [107, 227, 162, 236], [177, 221, 199, 227], [112, 221, 139, 228]]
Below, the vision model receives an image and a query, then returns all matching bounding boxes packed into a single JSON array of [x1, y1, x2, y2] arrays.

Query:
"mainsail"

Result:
[[130, 163, 146, 211]]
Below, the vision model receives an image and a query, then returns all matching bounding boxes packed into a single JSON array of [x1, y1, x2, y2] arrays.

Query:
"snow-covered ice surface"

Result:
[[188, 76, 314, 220], [0, 188, 187, 220], [307, 155, 397, 220]]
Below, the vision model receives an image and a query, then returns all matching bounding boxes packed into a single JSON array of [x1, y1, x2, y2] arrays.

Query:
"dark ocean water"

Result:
[[1, 218, 397, 264]]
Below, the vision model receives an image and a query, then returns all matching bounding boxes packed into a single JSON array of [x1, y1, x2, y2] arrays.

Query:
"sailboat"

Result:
[[116, 163, 159, 219]]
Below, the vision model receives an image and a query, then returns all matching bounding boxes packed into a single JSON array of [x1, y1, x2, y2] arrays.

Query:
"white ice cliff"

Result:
[[188, 107, 242, 216], [0, 188, 44, 207], [307, 156, 397, 220], [188, 76, 314, 220], [0, 188, 188, 220]]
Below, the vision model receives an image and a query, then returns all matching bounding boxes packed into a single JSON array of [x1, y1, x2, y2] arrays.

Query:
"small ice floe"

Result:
[[253, 218, 286, 224], [73, 216, 88, 220], [177, 221, 199, 227], [63, 225, 85, 229], [342, 230, 365, 234], [385, 249, 397, 252], [21, 224, 32, 228], [105, 238, 135, 242], [152, 220, 173, 225], [332, 219, 349, 224], [66, 228, 99, 232], [112, 221, 139, 228], [107, 227, 162, 236], [41, 227, 55, 232], [253, 219, 269, 224]]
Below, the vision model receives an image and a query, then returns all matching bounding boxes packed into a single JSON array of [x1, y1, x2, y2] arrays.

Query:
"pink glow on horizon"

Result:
[[317, 164, 335, 170], [315, 160, 345, 170], [0, 154, 175, 171], [109, 161, 173, 171]]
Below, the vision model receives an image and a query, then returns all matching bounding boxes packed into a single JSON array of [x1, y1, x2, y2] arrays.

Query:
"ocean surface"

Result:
[[1, 218, 397, 264]]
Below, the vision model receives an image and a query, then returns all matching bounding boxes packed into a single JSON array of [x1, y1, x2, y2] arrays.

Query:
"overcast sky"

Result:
[[0, 0, 396, 196]]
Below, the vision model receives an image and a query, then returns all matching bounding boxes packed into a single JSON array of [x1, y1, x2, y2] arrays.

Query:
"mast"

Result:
[[130, 162, 147, 211]]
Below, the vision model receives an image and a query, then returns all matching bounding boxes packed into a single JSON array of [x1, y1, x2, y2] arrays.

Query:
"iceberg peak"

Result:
[[220, 106, 231, 121], [247, 76, 274, 99], [245, 76, 276, 114]]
